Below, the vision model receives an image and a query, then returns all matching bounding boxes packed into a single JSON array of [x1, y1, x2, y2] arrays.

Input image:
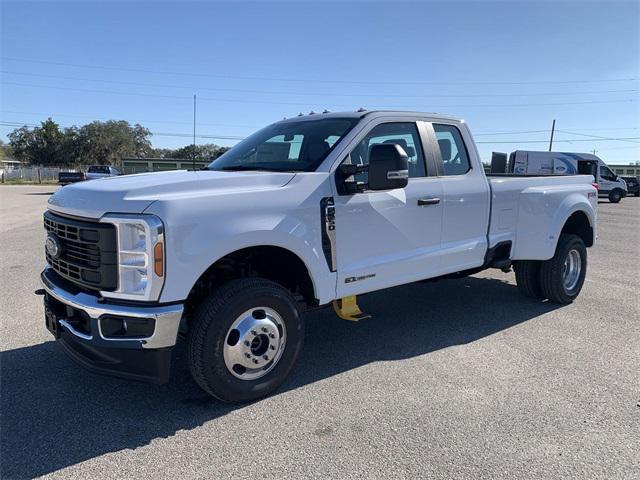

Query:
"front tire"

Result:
[[608, 189, 622, 203], [539, 234, 587, 304], [188, 278, 304, 403]]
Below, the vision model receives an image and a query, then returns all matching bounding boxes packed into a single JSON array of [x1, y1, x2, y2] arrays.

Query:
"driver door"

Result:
[[598, 164, 619, 194], [333, 121, 443, 298]]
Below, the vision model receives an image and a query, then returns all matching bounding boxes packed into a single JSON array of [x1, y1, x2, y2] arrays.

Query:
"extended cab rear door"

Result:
[[422, 121, 491, 273], [333, 119, 444, 297]]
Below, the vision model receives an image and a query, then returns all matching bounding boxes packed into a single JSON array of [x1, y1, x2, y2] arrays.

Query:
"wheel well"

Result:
[[184, 246, 317, 322], [561, 211, 593, 247]]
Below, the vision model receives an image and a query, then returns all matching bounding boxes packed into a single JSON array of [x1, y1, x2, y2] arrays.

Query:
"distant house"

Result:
[[1, 158, 22, 170], [609, 164, 640, 177], [1, 158, 22, 177], [121, 157, 209, 174]]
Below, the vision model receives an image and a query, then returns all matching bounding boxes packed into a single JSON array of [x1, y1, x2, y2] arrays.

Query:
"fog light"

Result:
[[100, 316, 155, 338]]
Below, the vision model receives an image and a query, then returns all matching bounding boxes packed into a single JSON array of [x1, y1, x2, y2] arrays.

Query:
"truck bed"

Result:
[[487, 174, 596, 261]]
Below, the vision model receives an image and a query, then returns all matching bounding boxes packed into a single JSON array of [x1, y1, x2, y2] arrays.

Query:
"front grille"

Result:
[[44, 211, 118, 291]]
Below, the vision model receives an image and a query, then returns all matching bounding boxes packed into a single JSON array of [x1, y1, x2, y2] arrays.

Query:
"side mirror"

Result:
[[368, 144, 409, 190]]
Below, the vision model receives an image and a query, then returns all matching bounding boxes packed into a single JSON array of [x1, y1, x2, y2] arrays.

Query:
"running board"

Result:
[[332, 296, 371, 322]]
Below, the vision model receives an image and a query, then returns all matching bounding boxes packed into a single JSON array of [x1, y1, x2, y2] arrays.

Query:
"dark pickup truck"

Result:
[[621, 176, 639, 197], [58, 171, 85, 186]]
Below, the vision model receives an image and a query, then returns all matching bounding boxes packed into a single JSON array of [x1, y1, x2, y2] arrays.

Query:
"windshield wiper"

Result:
[[219, 166, 300, 173], [219, 166, 279, 172]]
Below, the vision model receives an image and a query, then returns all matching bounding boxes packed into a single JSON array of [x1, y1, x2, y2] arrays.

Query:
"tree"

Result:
[[149, 147, 176, 159], [171, 144, 229, 162], [5, 118, 229, 166], [76, 121, 152, 165], [0, 140, 13, 160], [8, 118, 67, 165]]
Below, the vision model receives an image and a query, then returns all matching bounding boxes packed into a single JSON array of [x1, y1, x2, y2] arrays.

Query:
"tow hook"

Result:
[[34, 289, 45, 296]]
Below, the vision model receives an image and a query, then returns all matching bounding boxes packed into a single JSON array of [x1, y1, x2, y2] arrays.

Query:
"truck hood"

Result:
[[48, 170, 296, 219]]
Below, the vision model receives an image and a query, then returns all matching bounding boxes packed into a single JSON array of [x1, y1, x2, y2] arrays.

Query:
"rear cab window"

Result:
[[432, 124, 471, 176]]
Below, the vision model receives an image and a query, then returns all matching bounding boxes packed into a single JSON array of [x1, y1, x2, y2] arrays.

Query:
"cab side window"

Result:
[[349, 122, 426, 183], [433, 124, 471, 176]]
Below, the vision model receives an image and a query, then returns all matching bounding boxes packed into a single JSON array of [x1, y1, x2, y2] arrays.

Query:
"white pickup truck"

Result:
[[39, 111, 597, 402]]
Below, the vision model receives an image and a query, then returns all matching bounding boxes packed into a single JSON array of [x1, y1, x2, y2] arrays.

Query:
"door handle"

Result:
[[417, 197, 440, 206]]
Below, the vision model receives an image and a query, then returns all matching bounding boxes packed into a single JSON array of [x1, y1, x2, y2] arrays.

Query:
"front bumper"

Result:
[[41, 268, 183, 384]]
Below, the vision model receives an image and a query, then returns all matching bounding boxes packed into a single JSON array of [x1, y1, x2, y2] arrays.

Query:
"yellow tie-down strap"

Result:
[[332, 296, 371, 322]]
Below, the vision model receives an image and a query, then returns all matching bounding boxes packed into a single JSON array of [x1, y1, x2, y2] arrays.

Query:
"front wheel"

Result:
[[608, 189, 623, 203], [539, 234, 587, 304], [188, 278, 304, 403]]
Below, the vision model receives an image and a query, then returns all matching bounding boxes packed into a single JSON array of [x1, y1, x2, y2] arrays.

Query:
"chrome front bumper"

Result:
[[41, 268, 183, 350]]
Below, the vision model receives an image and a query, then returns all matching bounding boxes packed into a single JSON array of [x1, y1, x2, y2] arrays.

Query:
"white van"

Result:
[[508, 151, 627, 203]]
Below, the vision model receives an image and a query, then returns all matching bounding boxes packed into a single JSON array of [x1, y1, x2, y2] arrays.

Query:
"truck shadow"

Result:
[[1, 275, 562, 478]]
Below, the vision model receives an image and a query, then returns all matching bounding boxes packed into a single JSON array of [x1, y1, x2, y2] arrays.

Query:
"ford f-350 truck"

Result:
[[39, 111, 598, 402]]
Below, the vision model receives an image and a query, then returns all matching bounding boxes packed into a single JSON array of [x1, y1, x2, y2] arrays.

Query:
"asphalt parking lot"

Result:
[[0, 184, 638, 479]]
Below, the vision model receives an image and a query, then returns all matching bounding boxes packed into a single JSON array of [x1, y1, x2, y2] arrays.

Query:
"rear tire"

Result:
[[539, 234, 587, 304], [514, 260, 543, 299], [609, 189, 622, 203], [188, 278, 304, 403]]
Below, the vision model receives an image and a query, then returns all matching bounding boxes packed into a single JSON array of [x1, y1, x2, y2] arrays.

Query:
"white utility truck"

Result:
[[39, 111, 598, 402], [506, 150, 627, 203]]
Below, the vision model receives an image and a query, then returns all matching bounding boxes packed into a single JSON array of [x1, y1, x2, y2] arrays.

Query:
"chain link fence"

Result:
[[0, 166, 81, 183]]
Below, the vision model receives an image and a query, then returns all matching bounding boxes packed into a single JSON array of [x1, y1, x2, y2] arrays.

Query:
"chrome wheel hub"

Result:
[[562, 249, 581, 292], [223, 307, 286, 380]]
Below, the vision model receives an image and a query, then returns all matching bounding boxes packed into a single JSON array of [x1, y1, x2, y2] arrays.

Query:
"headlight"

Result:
[[99, 214, 165, 301]]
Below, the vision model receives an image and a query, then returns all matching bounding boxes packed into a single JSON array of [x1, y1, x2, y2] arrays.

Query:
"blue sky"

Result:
[[1, 1, 638, 163]]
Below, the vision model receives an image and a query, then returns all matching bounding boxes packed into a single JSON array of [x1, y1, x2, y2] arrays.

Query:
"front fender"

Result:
[[169, 229, 336, 305], [140, 172, 336, 304]]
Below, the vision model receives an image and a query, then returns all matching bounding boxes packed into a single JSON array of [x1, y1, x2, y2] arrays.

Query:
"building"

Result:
[[121, 157, 209, 175], [1, 158, 22, 170], [609, 164, 640, 177]]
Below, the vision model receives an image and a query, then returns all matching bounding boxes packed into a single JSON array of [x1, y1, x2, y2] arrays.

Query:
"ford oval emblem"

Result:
[[45, 233, 62, 260]]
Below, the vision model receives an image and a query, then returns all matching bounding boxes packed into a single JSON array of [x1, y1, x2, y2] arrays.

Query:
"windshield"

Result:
[[88, 166, 110, 174], [208, 117, 358, 172]]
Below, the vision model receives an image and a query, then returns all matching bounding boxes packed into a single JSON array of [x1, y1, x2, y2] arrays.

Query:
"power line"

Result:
[[2, 82, 188, 100], [473, 129, 550, 136], [0, 110, 260, 128], [588, 145, 640, 151], [3, 57, 639, 86], [549, 126, 639, 132], [0, 121, 244, 140], [2, 70, 638, 99], [3, 111, 636, 135], [1, 120, 638, 144], [475, 138, 640, 144], [556, 129, 640, 144], [2, 81, 637, 109]]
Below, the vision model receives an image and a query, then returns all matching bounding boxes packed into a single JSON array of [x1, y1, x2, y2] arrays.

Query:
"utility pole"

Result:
[[548, 119, 556, 152], [591, 149, 598, 155], [192, 94, 197, 171]]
